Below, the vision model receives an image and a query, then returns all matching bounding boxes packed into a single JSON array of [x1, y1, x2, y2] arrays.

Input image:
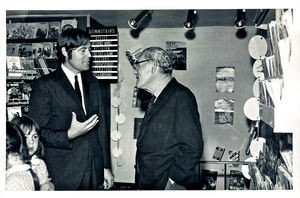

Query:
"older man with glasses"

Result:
[[132, 47, 203, 190]]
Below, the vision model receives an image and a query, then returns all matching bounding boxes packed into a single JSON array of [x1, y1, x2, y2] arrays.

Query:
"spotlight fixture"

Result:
[[183, 10, 196, 30], [128, 10, 151, 29], [253, 9, 269, 27], [234, 9, 246, 29]]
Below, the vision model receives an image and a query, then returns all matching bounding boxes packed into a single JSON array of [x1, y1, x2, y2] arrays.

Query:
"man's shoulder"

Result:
[[82, 72, 100, 86], [36, 70, 56, 81], [171, 78, 192, 93], [170, 79, 196, 100]]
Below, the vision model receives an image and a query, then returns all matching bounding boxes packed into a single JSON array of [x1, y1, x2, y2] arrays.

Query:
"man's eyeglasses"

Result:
[[133, 59, 152, 70]]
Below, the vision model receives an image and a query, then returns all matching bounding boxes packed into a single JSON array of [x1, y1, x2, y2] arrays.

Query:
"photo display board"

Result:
[[88, 27, 118, 82]]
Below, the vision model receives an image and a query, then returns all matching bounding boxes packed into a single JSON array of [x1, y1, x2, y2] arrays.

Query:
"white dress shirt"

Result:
[[61, 64, 87, 114]]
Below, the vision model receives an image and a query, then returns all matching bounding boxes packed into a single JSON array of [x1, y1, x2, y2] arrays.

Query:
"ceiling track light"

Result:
[[253, 9, 269, 27], [128, 10, 151, 29], [234, 9, 246, 29], [183, 10, 196, 30]]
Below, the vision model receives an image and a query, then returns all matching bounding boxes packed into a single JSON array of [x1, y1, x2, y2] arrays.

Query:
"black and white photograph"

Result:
[[1, 1, 300, 198]]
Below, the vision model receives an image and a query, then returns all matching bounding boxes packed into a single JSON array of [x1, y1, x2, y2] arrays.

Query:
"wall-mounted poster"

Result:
[[216, 66, 235, 92], [215, 99, 234, 125], [166, 41, 187, 70]]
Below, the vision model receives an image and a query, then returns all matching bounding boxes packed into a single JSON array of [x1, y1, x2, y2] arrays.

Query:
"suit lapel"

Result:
[[81, 73, 90, 115], [55, 67, 86, 115], [138, 78, 177, 140]]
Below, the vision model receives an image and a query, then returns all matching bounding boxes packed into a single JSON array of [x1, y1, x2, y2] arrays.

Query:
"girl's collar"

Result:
[[6, 164, 31, 176]]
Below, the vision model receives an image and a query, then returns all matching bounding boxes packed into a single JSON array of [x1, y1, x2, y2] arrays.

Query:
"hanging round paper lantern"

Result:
[[111, 96, 121, 108], [115, 113, 126, 124], [243, 97, 260, 120], [112, 147, 123, 158], [249, 137, 266, 159], [111, 130, 122, 141], [252, 59, 265, 80], [248, 35, 268, 59], [252, 79, 260, 98]]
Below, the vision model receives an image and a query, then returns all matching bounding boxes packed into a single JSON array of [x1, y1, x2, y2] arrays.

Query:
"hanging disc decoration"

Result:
[[112, 147, 123, 158], [252, 59, 265, 80], [111, 96, 121, 108], [248, 35, 268, 59], [249, 137, 266, 159], [243, 97, 260, 121], [111, 130, 122, 141], [252, 79, 260, 98], [115, 113, 126, 124]]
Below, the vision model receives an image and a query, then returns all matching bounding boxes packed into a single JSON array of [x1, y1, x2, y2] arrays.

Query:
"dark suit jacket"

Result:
[[28, 66, 110, 190], [136, 78, 203, 189]]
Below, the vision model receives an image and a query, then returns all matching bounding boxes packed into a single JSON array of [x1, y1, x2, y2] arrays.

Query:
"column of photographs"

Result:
[[258, 10, 292, 108], [248, 136, 293, 189], [88, 27, 118, 81]]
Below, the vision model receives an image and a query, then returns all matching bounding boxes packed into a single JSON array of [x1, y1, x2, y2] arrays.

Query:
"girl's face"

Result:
[[25, 128, 39, 156]]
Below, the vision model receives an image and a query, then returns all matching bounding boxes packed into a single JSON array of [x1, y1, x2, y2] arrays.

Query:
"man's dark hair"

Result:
[[57, 28, 90, 63]]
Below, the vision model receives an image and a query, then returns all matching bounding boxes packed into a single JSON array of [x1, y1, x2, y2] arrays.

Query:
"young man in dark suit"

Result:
[[133, 47, 203, 190], [28, 28, 113, 190]]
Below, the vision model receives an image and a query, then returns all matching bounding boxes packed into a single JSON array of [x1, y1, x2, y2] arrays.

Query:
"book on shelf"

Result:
[[200, 169, 218, 190], [32, 43, 44, 58], [6, 56, 21, 72], [19, 43, 33, 57], [7, 23, 26, 39], [34, 57, 50, 76], [42, 42, 53, 58], [52, 42, 58, 58], [20, 57, 35, 70], [229, 170, 245, 190], [48, 21, 61, 39], [35, 22, 49, 39], [7, 82, 24, 103], [61, 19, 78, 32], [7, 106, 22, 121], [25, 22, 38, 39], [7, 43, 21, 56]]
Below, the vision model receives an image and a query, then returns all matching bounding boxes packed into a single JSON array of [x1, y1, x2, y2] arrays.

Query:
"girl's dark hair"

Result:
[[11, 116, 44, 158], [6, 121, 40, 190], [6, 121, 30, 163], [57, 28, 90, 63]]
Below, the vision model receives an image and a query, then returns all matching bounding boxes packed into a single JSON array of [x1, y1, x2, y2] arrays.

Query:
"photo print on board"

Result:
[[166, 41, 187, 70], [215, 99, 234, 125], [216, 66, 235, 92]]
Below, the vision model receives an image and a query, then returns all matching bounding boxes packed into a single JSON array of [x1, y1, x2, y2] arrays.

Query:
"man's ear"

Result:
[[152, 61, 158, 73], [61, 47, 68, 58]]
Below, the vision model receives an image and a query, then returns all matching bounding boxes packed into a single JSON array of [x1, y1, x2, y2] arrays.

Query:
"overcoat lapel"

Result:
[[138, 78, 177, 141]]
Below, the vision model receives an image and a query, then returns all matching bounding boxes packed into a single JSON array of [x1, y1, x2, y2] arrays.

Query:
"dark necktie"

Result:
[[74, 75, 82, 104], [146, 94, 156, 114]]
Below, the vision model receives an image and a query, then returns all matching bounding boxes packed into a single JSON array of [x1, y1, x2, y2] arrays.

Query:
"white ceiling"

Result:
[[7, 9, 276, 28]]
